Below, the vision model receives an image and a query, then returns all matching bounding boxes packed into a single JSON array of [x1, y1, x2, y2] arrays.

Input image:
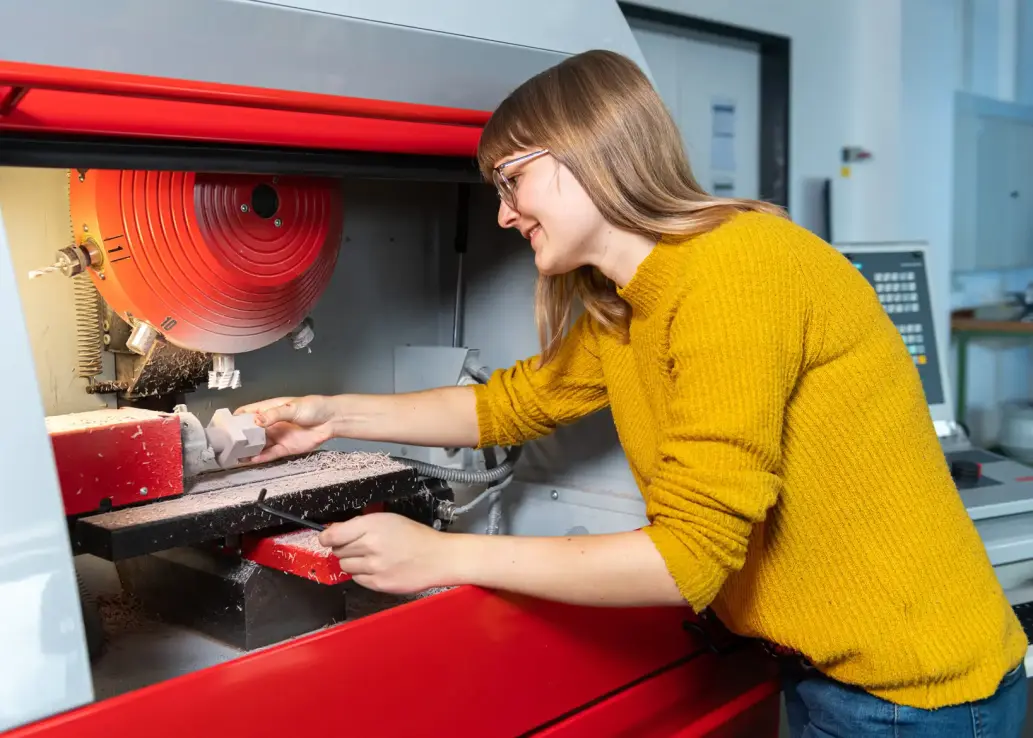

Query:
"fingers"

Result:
[[245, 443, 293, 465], [252, 401, 302, 429], [233, 397, 295, 416], [336, 557, 375, 576], [319, 517, 368, 550]]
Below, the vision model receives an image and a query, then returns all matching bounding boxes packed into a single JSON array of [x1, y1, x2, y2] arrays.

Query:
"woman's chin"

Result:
[[534, 249, 569, 277]]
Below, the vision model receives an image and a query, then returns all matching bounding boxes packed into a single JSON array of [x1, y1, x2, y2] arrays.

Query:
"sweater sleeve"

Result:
[[641, 244, 808, 613], [473, 313, 609, 448]]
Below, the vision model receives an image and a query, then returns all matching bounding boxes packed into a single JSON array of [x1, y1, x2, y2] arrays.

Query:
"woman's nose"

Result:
[[497, 199, 519, 229]]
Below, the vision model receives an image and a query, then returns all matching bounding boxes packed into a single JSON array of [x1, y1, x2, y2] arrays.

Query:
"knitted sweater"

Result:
[[472, 211, 1026, 709]]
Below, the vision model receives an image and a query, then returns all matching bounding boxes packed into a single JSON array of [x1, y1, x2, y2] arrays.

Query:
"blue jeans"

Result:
[[783, 662, 1028, 737]]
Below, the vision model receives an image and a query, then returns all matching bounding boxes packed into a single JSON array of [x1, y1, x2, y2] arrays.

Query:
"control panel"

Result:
[[841, 249, 945, 406]]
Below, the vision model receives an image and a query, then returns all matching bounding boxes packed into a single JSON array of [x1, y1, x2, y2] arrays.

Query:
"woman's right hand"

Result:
[[233, 395, 339, 464]]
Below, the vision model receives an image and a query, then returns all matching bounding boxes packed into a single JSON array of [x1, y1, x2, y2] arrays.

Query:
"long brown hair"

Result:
[[477, 49, 786, 364]]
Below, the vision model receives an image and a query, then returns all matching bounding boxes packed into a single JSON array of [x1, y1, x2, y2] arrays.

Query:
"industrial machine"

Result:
[[0, 2, 781, 736], [835, 241, 1033, 675]]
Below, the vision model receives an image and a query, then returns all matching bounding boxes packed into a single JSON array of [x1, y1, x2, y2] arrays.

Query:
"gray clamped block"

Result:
[[205, 408, 266, 469]]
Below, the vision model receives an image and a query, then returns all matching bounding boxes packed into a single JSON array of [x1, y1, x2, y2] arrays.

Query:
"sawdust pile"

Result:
[[95, 590, 150, 635]]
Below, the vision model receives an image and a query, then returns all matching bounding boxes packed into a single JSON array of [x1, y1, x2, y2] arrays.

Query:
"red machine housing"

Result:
[[1, 59, 782, 737], [46, 408, 184, 516]]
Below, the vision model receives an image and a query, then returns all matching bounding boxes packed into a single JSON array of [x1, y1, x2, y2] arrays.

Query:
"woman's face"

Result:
[[494, 150, 606, 276]]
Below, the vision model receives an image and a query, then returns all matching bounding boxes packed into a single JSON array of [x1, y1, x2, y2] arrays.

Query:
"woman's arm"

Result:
[[451, 529, 685, 606], [318, 513, 685, 607], [330, 387, 480, 448], [239, 312, 609, 461], [234, 386, 479, 462]]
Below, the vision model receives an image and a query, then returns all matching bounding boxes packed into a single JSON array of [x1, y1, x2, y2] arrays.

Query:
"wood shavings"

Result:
[[282, 451, 405, 477], [274, 529, 333, 556]]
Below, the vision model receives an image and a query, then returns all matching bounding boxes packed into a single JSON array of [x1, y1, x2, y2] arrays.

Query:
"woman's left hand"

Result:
[[318, 513, 458, 594]]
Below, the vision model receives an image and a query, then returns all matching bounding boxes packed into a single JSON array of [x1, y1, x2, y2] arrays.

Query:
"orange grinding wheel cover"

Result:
[[69, 170, 343, 354]]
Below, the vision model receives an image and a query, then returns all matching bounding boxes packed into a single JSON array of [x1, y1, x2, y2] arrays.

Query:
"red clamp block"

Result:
[[46, 408, 184, 516], [241, 529, 349, 585]]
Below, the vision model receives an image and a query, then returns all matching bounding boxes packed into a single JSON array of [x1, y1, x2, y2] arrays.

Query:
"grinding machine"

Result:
[[0, 2, 782, 736]]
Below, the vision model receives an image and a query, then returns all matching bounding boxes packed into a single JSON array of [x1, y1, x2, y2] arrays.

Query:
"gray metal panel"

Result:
[[975, 512, 1033, 566], [962, 456, 1033, 521], [0, 0, 566, 112], [0, 205, 94, 731], [250, 0, 650, 68]]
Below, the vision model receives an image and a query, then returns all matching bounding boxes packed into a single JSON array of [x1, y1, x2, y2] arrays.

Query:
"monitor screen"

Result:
[[840, 249, 945, 406]]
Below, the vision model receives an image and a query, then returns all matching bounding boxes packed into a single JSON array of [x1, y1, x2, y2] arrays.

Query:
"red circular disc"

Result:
[[70, 170, 343, 355]]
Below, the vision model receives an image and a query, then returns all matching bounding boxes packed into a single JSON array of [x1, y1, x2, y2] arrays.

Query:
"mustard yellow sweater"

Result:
[[473, 211, 1026, 709]]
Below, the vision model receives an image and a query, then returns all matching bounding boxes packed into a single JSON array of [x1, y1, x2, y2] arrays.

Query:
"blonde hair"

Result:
[[477, 49, 786, 364]]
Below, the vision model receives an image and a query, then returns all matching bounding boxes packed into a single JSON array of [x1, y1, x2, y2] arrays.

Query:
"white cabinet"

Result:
[[953, 93, 1033, 272]]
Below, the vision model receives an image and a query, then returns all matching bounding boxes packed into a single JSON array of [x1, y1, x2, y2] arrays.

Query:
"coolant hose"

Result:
[[485, 485, 505, 535], [452, 474, 515, 516], [392, 444, 522, 484]]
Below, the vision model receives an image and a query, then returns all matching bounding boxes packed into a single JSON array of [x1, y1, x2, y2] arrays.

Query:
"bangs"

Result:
[[476, 87, 547, 181]]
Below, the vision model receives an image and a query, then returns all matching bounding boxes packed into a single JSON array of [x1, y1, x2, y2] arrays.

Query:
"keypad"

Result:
[[873, 271, 919, 314], [897, 323, 927, 365], [873, 271, 925, 367], [844, 249, 944, 406]]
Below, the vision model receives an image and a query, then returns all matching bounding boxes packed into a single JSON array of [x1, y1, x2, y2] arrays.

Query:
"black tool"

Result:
[[255, 488, 326, 532]]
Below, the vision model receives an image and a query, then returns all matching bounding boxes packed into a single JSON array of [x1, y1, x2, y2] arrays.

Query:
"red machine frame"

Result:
[[0, 61, 781, 737]]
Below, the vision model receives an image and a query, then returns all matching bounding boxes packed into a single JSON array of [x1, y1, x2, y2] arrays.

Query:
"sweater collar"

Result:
[[616, 238, 682, 318]]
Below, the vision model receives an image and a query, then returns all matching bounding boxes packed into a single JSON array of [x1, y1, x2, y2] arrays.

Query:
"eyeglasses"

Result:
[[493, 149, 550, 209]]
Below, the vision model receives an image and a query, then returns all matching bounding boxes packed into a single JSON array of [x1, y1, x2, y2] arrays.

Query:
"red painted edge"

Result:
[[0, 88, 484, 156], [0, 60, 491, 127], [0, 61, 490, 156]]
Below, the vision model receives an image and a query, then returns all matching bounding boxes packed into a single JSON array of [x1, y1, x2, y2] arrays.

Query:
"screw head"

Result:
[[139, 487, 148, 496], [240, 204, 249, 213], [274, 218, 282, 227], [550, 490, 559, 500]]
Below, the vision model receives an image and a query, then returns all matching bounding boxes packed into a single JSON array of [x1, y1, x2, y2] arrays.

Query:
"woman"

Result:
[[237, 50, 1027, 735]]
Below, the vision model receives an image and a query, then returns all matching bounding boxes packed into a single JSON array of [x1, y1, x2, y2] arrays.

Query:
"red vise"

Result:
[[47, 408, 184, 516]]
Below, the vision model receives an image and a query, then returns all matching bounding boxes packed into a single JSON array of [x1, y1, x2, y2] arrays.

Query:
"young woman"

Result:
[[237, 50, 1027, 736]]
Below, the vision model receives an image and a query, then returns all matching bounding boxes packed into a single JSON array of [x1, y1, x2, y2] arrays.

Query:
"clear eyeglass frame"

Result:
[[492, 149, 550, 209]]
